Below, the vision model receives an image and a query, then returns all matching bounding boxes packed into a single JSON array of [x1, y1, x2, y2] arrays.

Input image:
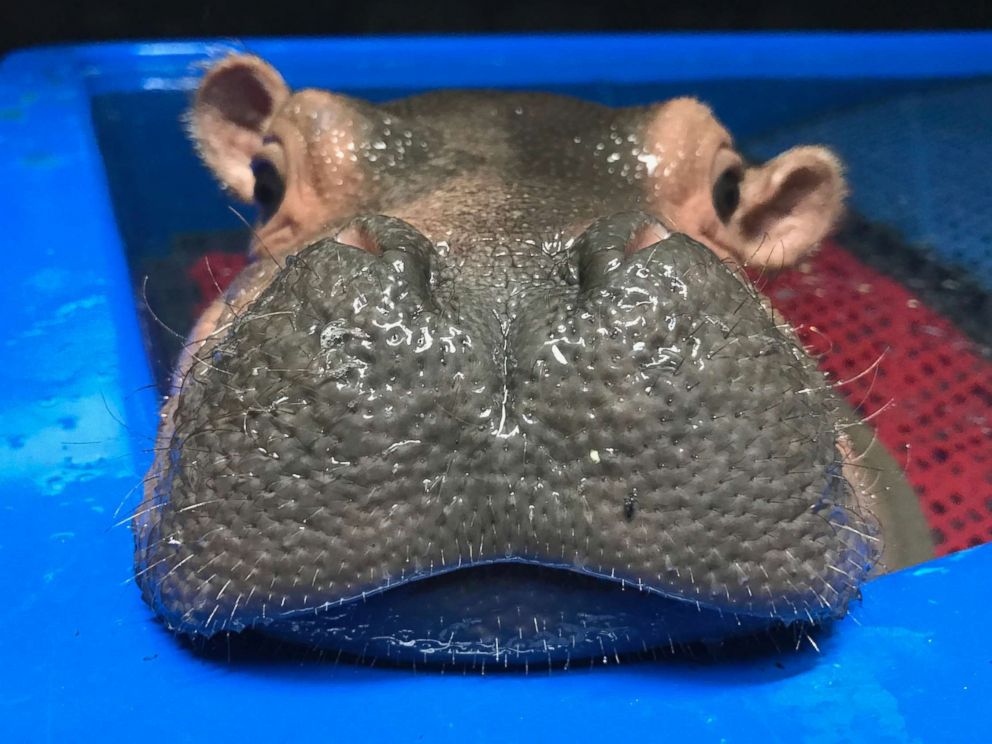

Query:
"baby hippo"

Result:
[[133, 53, 877, 667]]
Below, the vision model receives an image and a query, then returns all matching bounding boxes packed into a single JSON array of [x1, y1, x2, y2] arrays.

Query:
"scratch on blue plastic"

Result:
[[1, 35, 990, 743]]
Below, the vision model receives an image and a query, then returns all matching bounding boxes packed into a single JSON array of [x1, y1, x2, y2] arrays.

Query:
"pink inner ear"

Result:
[[748, 172, 833, 255], [190, 55, 292, 201], [335, 224, 383, 255], [626, 222, 672, 255], [736, 147, 846, 264], [197, 56, 290, 129]]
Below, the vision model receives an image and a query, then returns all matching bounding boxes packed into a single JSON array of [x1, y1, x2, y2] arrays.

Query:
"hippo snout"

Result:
[[133, 213, 877, 665]]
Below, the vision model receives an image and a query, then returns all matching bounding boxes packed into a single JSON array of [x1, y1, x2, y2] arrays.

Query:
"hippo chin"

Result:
[[133, 54, 880, 667]]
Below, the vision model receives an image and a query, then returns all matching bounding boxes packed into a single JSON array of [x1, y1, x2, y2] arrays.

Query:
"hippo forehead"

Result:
[[136, 213, 873, 639], [286, 91, 665, 246]]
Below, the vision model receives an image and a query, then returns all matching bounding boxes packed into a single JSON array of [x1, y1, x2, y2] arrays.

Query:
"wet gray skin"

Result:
[[134, 89, 884, 668]]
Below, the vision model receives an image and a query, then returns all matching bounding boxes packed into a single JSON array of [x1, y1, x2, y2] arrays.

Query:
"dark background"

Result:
[[1, 0, 990, 56]]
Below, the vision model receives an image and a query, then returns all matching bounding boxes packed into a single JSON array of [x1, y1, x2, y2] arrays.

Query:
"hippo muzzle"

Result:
[[134, 212, 877, 666]]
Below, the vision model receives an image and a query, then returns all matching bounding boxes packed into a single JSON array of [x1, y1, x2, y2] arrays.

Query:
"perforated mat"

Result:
[[760, 241, 991, 555], [744, 81, 992, 555]]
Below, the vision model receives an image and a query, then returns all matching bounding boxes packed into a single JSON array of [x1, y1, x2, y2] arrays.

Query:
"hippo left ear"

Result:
[[725, 146, 847, 269], [188, 54, 292, 201]]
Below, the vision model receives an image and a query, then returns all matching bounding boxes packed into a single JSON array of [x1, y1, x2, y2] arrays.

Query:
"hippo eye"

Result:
[[251, 158, 285, 220], [712, 167, 742, 223]]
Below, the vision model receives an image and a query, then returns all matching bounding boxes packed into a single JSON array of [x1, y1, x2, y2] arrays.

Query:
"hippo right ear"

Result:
[[188, 54, 291, 201]]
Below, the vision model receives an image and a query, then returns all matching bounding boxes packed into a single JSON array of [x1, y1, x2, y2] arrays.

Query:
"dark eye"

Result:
[[712, 167, 742, 223], [251, 158, 285, 220]]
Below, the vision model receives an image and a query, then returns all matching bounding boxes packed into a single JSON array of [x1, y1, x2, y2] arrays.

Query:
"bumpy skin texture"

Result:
[[134, 80, 877, 665]]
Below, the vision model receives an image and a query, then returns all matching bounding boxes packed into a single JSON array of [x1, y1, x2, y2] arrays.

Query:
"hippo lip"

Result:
[[138, 473, 868, 667], [250, 562, 830, 667], [262, 517, 861, 627], [134, 215, 877, 663]]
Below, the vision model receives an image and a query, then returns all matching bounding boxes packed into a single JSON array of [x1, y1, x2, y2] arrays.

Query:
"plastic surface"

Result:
[[1, 34, 991, 742]]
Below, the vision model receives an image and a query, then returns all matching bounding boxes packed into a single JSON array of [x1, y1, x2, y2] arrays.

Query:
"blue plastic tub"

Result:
[[2, 34, 991, 742]]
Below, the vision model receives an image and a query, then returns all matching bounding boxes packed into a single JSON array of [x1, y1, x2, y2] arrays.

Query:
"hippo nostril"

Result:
[[330, 214, 436, 294], [574, 211, 675, 289], [334, 215, 433, 260], [626, 220, 672, 255], [334, 222, 383, 256]]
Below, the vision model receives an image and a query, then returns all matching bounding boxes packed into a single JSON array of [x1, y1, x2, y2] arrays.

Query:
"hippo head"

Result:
[[133, 54, 878, 667]]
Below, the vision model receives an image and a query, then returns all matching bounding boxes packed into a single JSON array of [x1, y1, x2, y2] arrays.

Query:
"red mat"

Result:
[[761, 240, 992, 554]]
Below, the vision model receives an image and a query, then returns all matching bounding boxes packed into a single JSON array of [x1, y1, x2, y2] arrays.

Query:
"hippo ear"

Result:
[[727, 146, 847, 269], [188, 54, 291, 201]]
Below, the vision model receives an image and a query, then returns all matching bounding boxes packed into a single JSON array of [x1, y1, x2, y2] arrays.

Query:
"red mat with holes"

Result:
[[761, 240, 992, 554], [188, 240, 992, 556]]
